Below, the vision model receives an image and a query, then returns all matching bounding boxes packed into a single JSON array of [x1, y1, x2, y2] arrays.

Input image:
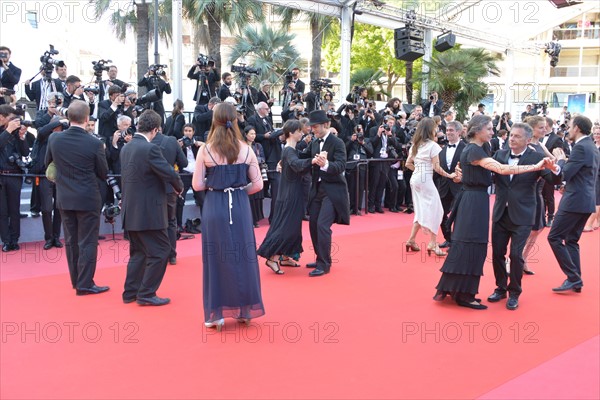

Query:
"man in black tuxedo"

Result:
[[422, 91, 443, 117], [488, 123, 563, 310], [45, 101, 109, 295], [120, 110, 183, 306], [490, 129, 508, 156], [0, 46, 21, 105], [187, 61, 219, 105], [98, 65, 126, 102], [304, 110, 350, 276], [541, 117, 563, 227], [62, 76, 96, 115], [97, 85, 126, 142], [290, 67, 305, 94], [218, 72, 235, 101], [24, 71, 63, 110], [151, 124, 187, 265], [548, 115, 600, 293], [434, 121, 465, 248]]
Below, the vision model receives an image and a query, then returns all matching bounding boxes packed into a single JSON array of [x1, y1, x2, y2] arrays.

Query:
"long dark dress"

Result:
[[436, 143, 492, 299], [530, 143, 546, 231], [201, 148, 265, 323], [257, 146, 312, 260]]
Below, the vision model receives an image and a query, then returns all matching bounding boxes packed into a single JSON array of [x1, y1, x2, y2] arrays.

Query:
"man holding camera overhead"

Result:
[[0, 46, 21, 106], [188, 55, 220, 105], [423, 91, 443, 118], [138, 65, 171, 123]]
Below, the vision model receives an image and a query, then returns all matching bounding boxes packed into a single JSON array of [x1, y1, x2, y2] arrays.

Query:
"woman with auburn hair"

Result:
[[405, 117, 456, 257], [433, 115, 547, 310], [192, 102, 265, 331], [257, 119, 318, 274]]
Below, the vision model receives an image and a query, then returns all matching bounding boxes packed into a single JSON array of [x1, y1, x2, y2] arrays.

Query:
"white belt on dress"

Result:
[[208, 186, 245, 224]]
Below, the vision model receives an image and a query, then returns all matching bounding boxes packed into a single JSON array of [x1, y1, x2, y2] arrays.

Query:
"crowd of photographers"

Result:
[[0, 44, 588, 253]]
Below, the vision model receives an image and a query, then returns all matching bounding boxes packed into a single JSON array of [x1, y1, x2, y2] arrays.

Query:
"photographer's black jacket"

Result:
[[0, 126, 30, 172], [187, 65, 220, 104]]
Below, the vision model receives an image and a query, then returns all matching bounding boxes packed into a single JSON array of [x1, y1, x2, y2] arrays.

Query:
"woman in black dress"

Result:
[[257, 120, 317, 274], [243, 125, 266, 227], [434, 115, 547, 309]]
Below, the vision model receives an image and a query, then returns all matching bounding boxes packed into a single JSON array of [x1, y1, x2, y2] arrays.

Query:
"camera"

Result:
[[180, 136, 194, 148], [326, 110, 338, 118], [357, 133, 365, 140], [92, 59, 112, 80], [382, 124, 391, 132], [231, 64, 261, 75], [2, 89, 15, 95], [532, 102, 548, 116], [8, 153, 31, 171], [0, 51, 8, 61], [344, 103, 357, 113], [148, 64, 168, 76], [236, 104, 246, 114], [196, 54, 214, 69], [83, 86, 99, 95], [21, 120, 34, 128], [284, 71, 294, 85], [104, 176, 122, 223], [310, 78, 333, 90], [39, 44, 65, 80], [260, 163, 268, 181]]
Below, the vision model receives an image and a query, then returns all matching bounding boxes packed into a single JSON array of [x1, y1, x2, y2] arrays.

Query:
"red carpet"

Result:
[[1, 199, 599, 399]]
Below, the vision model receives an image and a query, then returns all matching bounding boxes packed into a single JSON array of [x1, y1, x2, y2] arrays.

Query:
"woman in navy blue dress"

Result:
[[257, 120, 316, 274], [192, 103, 265, 331]]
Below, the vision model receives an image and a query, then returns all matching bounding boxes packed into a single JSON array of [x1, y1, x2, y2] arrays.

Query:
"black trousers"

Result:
[[368, 162, 387, 209], [308, 185, 336, 272], [60, 209, 101, 289], [542, 180, 555, 220], [491, 209, 533, 297], [176, 174, 193, 228], [547, 208, 590, 283], [123, 229, 171, 299], [30, 182, 41, 213], [39, 177, 61, 240], [0, 175, 23, 245], [347, 165, 366, 213], [440, 190, 456, 243], [384, 168, 399, 209], [166, 192, 178, 258], [401, 169, 413, 207]]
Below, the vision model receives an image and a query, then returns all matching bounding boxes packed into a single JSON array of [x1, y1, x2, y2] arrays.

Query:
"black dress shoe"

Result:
[[137, 296, 170, 306], [169, 257, 177, 265], [487, 291, 507, 303], [403, 207, 414, 214], [31, 211, 41, 218], [309, 269, 329, 277], [43, 240, 54, 250], [388, 208, 399, 213], [375, 208, 384, 214], [368, 207, 375, 213], [506, 297, 519, 310], [76, 285, 110, 296], [456, 299, 488, 310], [306, 262, 318, 269], [20, 213, 28, 218], [53, 239, 63, 248], [98, 235, 106, 240], [439, 241, 451, 249], [523, 269, 535, 275], [2, 244, 11, 252], [553, 279, 583, 292], [123, 297, 137, 304], [546, 218, 553, 227]]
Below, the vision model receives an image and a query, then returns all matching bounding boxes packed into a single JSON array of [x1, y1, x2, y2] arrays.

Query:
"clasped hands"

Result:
[[312, 151, 328, 167]]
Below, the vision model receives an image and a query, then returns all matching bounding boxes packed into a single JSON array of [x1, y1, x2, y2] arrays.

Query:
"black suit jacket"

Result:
[[120, 135, 183, 231], [45, 126, 108, 211], [559, 136, 600, 214], [247, 113, 275, 160], [0, 63, 21, 90], [435, 141, 465, 198], [492, 148, 563, 225], [218, 84, 234, 101], [97, 99, 120, 141], [292, 79, 305, 94], [98, 79, 126, 102], [422, 99, 443, 117], [151, 133, 188, 194], [25, 78, 63, 109], [187, 66, 219, 104], [544, 133, 564, 153], [308, 134, 350, 225]]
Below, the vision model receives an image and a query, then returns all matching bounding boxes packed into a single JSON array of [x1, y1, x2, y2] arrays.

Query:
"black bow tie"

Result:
[[317, 138, 324, 144], [447, 144, 456, 148], [545, 133, 551, 137], [509, 154, 522, 159]]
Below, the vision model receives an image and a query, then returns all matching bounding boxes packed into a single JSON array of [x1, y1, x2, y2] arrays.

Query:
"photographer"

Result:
[[494, 112, 513, 134], [282, 99, 306, 122], [31, 118, 67, 250], [346, 86, 368, 107], [339, 104, 358, 143], [24, 70, 63, 110], [346, 125, 373, 215], [0, 105, 29, 251], [106, 115, 133, 178], [138, 65, 171, 123], [193, 97, 220, 142], [423, 91, 443, 117], [35, 92, 64, 129], [177, 124, 204, 232], [380, 97, 403, 116], [359, 100, 380, 133], [257, 81, 275, 111], [97, 85, 126, 142], [63, 75, 95, 115], [367, 115, 401, 213], [0, 47, 22, 106], [289, 67, 305, 94], [187, 56, 219, 105], [99, 65, 125, 102]]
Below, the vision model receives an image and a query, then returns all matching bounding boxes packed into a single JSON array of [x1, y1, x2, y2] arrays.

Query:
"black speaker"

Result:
[[395, 43, 425, 61], [394, 27, 424, 41], [435, 32, 456, 52]]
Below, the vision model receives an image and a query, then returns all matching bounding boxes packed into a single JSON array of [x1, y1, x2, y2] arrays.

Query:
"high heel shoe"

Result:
[[405, 241, 420, 252], [266, 259, 284, 274], [427, 244, 447, 257], [205, 318, 225, 331]]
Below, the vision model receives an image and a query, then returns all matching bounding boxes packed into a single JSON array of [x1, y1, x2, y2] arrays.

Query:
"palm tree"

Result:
[[424, 47, 502, 120], [274, 6, 336, 81], [228, 22, 301, 87], [90, 0, 172, 90], [183, 0, 264, 74]]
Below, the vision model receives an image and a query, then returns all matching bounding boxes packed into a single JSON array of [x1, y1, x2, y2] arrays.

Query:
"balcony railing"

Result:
[[550, 65, 600, 78], [552, 27, 600, 40]]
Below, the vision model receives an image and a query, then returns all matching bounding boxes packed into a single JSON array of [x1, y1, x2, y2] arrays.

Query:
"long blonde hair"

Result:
[[206, 103, 243, 164], [410, 118, 436, 157]]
